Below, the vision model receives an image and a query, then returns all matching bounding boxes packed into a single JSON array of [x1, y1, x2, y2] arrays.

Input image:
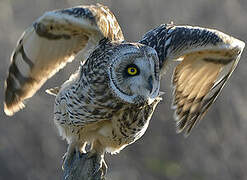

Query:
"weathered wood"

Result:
[[62, 151, 106, 180]]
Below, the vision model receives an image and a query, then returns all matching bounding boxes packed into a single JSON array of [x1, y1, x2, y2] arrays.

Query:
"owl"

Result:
[[4, 4, 245, 173]]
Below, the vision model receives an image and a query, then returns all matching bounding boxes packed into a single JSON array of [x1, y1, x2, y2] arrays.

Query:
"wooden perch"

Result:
[[62, 151, 106, 180]]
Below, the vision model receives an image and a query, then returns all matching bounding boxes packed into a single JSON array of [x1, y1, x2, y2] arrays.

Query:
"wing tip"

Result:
[[4, 101, 25, 116], [175, 123, 191, 138], [4, 83, 25, 116], [175, 122, 194, 138]]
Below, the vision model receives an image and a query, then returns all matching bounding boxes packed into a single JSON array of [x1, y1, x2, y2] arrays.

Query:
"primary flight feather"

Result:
[[4, 4, 245, 172]]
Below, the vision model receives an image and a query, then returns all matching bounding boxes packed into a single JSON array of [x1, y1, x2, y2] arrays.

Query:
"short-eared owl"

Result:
[[4, 4, 245, 171]]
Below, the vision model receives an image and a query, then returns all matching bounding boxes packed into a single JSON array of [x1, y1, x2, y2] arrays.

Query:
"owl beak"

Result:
[[147, 76, 153, 93]]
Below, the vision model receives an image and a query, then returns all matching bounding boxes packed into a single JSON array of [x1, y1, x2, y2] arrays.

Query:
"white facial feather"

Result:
[[108, 44, 160, 105]]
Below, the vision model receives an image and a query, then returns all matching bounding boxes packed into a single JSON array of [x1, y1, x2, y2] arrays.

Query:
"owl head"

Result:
[[108, 43, 160, 105]]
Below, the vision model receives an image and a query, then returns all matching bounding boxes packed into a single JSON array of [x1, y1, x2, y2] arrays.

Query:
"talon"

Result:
[[86, 151, 106, 176], [93, 162, 102, 175], [62, 149, 76, 170], [93, 159, 107, 176], [101, 158, 108, 175]]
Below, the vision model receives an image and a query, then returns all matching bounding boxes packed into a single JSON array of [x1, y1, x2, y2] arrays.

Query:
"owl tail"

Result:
[[45, 87, 60, 96]]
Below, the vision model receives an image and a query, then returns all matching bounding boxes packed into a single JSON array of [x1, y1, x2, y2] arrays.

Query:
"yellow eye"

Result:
[[127, 67, 138, 75]]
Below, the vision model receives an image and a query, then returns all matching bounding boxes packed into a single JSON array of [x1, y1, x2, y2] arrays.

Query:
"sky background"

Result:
[[0, 0, 247, 179]]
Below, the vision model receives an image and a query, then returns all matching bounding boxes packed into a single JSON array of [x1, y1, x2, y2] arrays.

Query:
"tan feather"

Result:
[[4, 4, 124, 116], [139, 24, 245, 135], [172, 49, 242, 135]]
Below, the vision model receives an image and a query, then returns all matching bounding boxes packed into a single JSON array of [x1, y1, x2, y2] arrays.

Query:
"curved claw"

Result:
[[86, 150, 107, 176], [101, 159, 108, 176], [62, 142, 79, 170], [62, 150, 76, 170]]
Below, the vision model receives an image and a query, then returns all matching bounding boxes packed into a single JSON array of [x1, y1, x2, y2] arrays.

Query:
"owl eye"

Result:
[[126, 64, 139, 76]]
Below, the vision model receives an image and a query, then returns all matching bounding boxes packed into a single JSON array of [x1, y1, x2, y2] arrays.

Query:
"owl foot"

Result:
[[62, 142, 79, 170], [62, 149, 76, 170], [86, 150, 107, 176]]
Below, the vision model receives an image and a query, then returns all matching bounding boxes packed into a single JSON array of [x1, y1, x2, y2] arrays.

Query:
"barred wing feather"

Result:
[[4, 4, 124, 116], [140, 24, 245, 135]]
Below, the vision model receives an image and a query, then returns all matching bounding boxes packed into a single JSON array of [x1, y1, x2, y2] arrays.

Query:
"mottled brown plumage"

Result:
[[4, 4, 123, 116], [3, 4, 245, 172]]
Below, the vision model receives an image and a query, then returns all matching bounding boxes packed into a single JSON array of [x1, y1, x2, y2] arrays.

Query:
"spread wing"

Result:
[[4, 4, 124, 116], [139, 24, 245, 135]]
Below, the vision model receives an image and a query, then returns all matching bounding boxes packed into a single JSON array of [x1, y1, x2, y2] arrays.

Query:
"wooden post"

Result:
[[62, 151, 106, 180]]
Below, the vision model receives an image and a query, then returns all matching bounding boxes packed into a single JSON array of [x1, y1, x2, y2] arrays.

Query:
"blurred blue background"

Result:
[[0, 0, 247, 179]]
